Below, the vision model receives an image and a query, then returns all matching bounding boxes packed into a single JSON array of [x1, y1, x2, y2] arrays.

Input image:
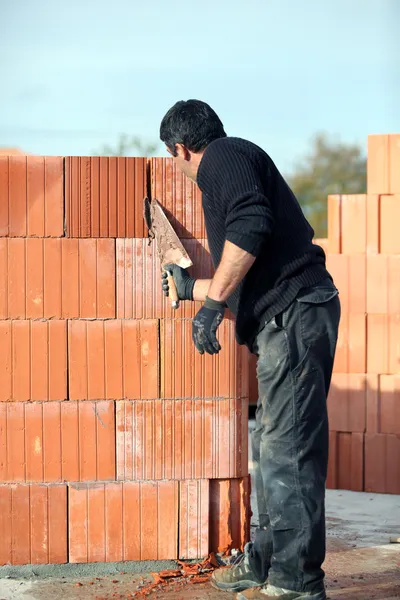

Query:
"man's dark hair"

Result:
[[160, 99, 227, 156]]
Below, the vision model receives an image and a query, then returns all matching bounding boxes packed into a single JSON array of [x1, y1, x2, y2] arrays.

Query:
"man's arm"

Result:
[[193, 241, 255, 303]]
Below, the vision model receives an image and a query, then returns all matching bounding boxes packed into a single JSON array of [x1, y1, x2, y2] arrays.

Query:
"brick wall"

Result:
[[0, 155, 250, 566]]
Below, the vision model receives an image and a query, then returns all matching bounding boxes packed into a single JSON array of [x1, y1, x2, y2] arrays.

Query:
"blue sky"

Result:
[[0, 0, 399, 172]]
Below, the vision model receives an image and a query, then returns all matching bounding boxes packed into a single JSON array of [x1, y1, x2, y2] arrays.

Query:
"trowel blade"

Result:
[[150, 199, 193, 269]]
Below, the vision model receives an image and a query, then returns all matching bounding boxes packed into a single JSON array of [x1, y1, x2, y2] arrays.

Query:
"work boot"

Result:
[[211, 543, 266, 592], [236, 583, 327, 599]]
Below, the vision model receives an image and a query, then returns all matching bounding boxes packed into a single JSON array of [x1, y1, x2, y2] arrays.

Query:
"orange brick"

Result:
[[179, 480, 209, 559], [44, 238, 62, 317], [380, 194, 400, 254], [9, 156, 27, 236], [0, 320, 67, 402], [328, 374, 366, 432], [366, 194, 380, 254], [389, 134, 400, 193], [150, 158, 205, 239], [0, 483, 67, 565], [0, 158, 9, 236], [389, 314, 400, 375], [116, 398, 248, 481], [367, 134, 390, 194], [326, 432, 364, 492], [327, 195, 341, 253], [341, 194, 367, 254], [68, 320, 158, 401], [68, 481, 178, 563], [367, 255, 400, 314], [377, 375, 400, 435], [366, 374, 379, 433], [65, 157, 146, 237], [365, 433, 400, 494], [209, 477, 251, 553], [0, 401, 115, 483], [0, 156, 63, 238], [160, 319, 248, 399], [326, 254, 366, 314], [116, 238, 214, 320], [0, 321, 12, 401], [8, 238, 25, 318], [333, 313, 366, 373], [367, 315, 389, 374]]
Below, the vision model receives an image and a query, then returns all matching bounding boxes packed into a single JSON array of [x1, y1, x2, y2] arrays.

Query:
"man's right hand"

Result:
[[161, 264, 196, 301]]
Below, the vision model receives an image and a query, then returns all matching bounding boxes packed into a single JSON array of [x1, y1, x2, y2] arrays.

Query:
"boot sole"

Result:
[[210, 576, 262, 592], [236, 591, 327, 599]]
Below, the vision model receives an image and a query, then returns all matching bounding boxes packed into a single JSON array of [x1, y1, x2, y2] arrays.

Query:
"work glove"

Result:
[[192, 296, 225, 355], [161, 263, 196, 301]]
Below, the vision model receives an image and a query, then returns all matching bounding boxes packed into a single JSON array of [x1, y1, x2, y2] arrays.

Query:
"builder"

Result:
[[159, 100, 340, 600]]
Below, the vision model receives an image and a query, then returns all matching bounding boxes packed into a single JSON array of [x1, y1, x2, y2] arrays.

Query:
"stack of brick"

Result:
[[248, 134, 400, 495], [0, 155, 250, 566], [326, 134, 400, 494]]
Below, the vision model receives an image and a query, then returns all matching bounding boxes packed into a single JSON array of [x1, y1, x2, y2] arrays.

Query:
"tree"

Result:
[[94, 134, 159, 157], [286, 132, 367, 238]]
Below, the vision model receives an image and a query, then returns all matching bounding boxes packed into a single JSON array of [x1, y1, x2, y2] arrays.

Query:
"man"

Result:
[[159, 100, 340, 600]]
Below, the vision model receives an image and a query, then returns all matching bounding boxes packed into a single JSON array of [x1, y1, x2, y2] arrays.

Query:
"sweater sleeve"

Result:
[[218, 150, 274, 257]]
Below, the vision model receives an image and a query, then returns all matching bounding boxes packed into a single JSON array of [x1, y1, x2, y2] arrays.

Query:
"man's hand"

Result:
[[192, 297, 225, 355], [161, 264, 196, 301]]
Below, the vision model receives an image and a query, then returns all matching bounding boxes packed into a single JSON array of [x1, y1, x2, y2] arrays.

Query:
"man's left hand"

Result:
[[192, 297, 225, 355]]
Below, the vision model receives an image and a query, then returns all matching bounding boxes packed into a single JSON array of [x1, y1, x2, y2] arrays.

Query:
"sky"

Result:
[[0, 0, 399, 173]]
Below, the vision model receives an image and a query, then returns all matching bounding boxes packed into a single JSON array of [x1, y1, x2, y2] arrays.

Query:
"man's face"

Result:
[[166, 144, 197, 182]]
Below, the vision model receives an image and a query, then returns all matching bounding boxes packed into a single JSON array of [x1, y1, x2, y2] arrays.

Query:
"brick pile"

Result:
[[0, 155, 250, 566], [249, 133, 400, 495]]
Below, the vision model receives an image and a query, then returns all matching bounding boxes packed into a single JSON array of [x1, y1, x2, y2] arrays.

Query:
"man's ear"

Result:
[[176, 143, 191, 161]]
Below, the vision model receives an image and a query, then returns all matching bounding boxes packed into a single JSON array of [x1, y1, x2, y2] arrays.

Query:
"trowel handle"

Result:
[[164, 269, 179, 310]]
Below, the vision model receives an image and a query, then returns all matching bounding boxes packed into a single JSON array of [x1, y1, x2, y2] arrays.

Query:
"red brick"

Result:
[[209, 477, 251, 553], [327, 432, 364, 491], [150, 158, 205, 239], [367, 134, 390, 194], [0, 238, 115, 319], [65, 157, 146, 237], [365, 433, 400, 494], [0, 401, 115, 483], [389, 134, 400, 193], [328, 374, 366, 432], [380, 194, 400, 254], [341, 194, 367, 254], [9, 156, 27, 236], [8, 238, 25, 318], [0, 156, 63, 238], [116, 238, 214, 320], [178, 480, 209, 559], [0, 320, 67, 402], [0, 321, 12, 401], [69, 320, 158, 401], [0, 483, 67, 565], [160, 319, 248, 399], [68, 481, 178, 563], [116, 398, 248, 481]]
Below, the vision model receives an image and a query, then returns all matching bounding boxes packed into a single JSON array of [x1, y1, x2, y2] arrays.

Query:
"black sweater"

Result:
[[196, 136, 330, 347]]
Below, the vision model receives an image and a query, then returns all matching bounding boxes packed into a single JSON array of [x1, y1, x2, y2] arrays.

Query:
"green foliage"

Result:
[[94, 134, 159, 157], [286, 132, 367, 238]]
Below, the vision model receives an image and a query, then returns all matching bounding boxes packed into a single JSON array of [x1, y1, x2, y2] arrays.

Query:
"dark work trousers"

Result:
[[247, 278, 341, 593]]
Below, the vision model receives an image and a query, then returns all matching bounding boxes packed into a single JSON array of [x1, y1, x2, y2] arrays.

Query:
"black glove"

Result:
[[161, 264, 196, 301], [192, 296, 225, 355]]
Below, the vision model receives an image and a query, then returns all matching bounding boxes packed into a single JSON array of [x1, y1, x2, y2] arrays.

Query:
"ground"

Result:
[[1, 421, 399, 599]]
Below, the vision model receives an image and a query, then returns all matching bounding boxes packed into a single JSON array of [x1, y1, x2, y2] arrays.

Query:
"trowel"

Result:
[[144, 197, 193, 309]]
